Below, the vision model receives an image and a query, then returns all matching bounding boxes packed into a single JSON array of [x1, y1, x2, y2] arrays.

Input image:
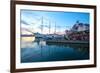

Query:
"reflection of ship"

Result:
[[46, 42, 89, 53], [39, 40, 46, 46]]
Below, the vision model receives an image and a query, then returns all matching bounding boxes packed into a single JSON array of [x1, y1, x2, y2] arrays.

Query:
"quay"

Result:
[[46, 40, 89, 44]]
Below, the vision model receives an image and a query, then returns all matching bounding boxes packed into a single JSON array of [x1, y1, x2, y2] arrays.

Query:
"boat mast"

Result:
[[41, 16, 43, 34], [49, 20, 51, 34], [54, 22, 56, 34]]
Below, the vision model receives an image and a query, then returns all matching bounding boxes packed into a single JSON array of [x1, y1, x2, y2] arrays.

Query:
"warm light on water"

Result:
[[21, 36, 35, 42]]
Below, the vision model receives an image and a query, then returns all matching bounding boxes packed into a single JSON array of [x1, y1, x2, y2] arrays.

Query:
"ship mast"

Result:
[[41, 16, 43, 34]]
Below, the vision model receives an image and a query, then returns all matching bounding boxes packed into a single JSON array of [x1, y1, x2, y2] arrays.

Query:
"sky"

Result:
[[21, 9, 90, 34]]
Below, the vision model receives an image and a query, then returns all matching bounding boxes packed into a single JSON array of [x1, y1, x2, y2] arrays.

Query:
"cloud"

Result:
[[21, 20, 30, 25]]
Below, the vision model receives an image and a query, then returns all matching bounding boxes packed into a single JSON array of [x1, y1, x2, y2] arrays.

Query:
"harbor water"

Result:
[[21, 39, 89, 63]]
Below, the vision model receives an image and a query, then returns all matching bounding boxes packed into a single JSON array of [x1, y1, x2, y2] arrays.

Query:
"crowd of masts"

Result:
[[39, 16, 70, 34]]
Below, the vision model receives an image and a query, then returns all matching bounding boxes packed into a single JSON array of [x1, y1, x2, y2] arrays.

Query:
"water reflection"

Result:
[[21, 40, 89, 63], [47, 42, 89, 53]]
